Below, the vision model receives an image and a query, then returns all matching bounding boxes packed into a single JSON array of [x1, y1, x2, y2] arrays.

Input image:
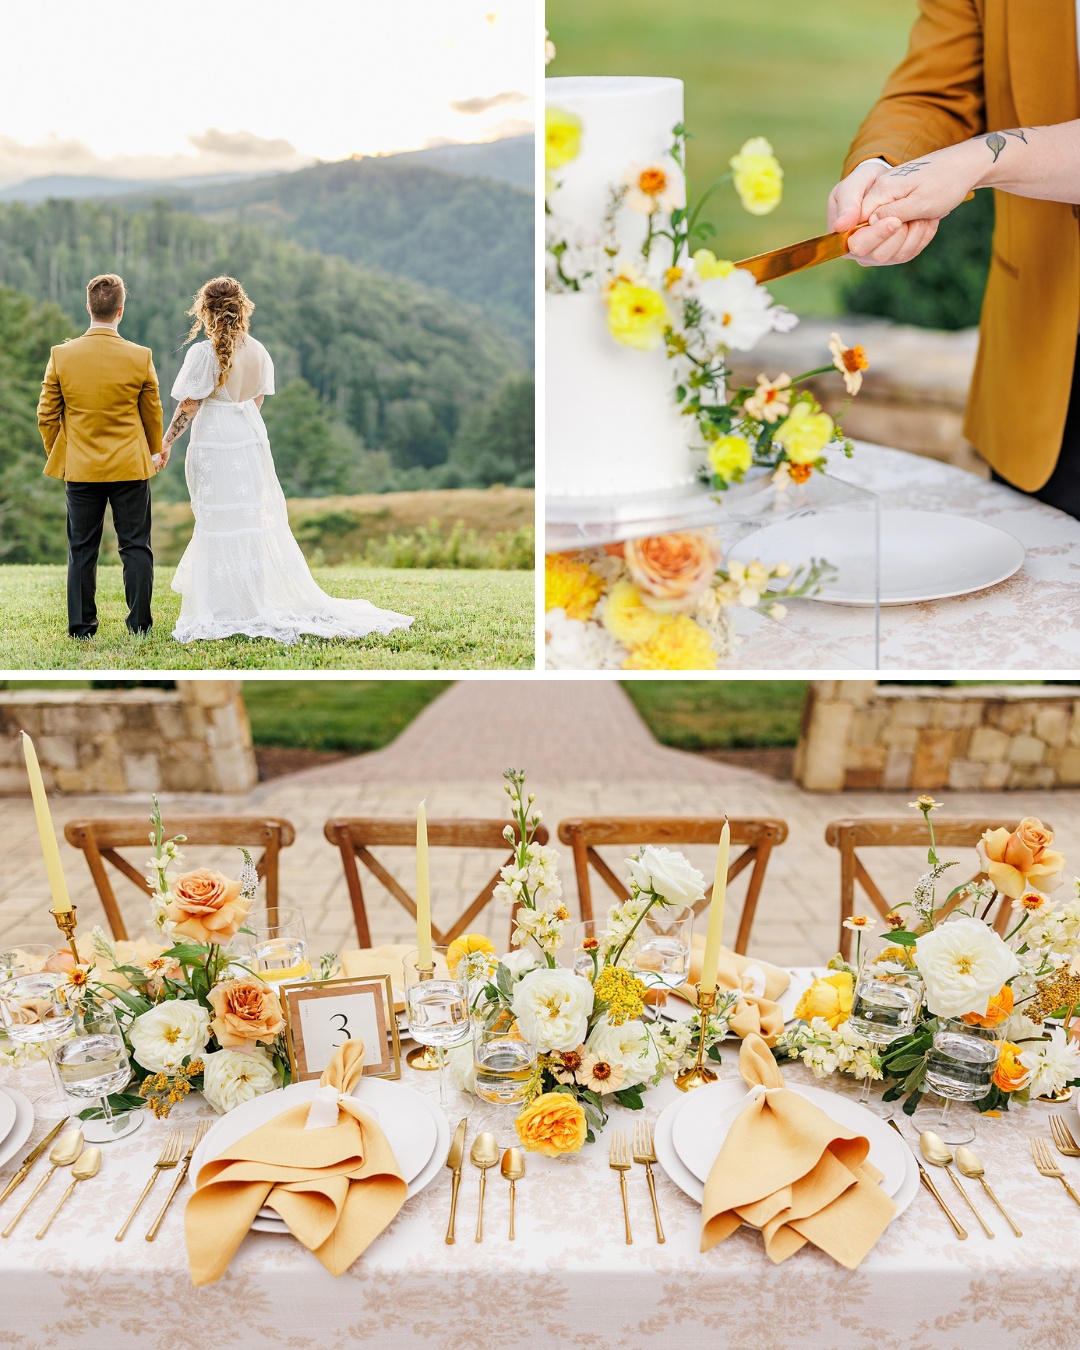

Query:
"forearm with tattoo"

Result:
[[162, 400, 200, 451], [983, 128, 1032, 162]]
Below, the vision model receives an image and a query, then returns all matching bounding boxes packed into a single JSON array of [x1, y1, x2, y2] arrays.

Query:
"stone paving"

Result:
[[3, 681, 1080, 967]]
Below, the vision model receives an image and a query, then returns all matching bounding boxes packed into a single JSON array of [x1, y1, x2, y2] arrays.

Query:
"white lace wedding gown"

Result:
[[169, 336, 414, 644]]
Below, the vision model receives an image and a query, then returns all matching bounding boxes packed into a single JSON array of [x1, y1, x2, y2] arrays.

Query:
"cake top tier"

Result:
[[546, 75, 683, 102]]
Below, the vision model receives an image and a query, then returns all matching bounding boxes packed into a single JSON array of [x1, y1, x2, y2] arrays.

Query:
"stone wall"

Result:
[[0, 682, 257, 795], [794, 681, 1080, 792]]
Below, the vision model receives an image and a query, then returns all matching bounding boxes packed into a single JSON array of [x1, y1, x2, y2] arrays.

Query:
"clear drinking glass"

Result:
[[403, 947, 470, 1112], [0, 970, 77, 1116], [0, 944, 59, 976], [847, 937, 925, 1104], [920, 1019, 1000, 1145], [472, 1002, 536, 1146], [249, 907, 311, 983], [631, 905, 694, 992], [51, 999, 141, 1142]]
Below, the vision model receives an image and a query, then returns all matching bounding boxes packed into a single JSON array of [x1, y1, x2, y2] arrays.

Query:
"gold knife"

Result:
[[444, 1117, 468, 1245], [735, 225, 865, 284], [886, 1118, 967, 1239], [0, 1116, 71, 1207]]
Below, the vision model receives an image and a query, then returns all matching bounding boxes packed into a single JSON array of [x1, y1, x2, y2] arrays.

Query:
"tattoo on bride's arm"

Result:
[[889, 161, 930, 177], [162, 400, 201, 449]]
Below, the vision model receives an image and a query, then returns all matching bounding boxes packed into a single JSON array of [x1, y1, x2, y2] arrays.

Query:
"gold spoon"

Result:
[[470, 1132, 499, 1244], [955, 1145, 1023, 1237], [1, 1128, 84, 1238], [501, 1147, 525, 1241], [36, 1146, 100, 1239], [919, 1131, 995, 1238]]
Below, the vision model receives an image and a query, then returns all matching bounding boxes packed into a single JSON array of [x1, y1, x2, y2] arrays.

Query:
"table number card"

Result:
[[283, 976, 401, 1081]]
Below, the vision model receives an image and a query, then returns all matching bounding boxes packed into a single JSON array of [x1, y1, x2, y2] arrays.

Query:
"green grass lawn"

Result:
[[0, 566, 533, 670], [242, 680, 451, 751], [546, 0, 918, 315], [623, 680, 809, 750]]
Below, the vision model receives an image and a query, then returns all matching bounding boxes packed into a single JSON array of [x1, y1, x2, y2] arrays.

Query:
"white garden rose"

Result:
[[500, 948, 540, 978], [585, 1014, 662, 1089], [510, 967, 594, 1053], [914, 916, 1020, 1020], [201, 1046, 278, 1115], [127, 999, 211, 1073], [625, 846, 705, 907]]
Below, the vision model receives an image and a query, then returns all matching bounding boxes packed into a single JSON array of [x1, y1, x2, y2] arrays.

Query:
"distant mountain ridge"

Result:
[[0, 171, 275, 203]]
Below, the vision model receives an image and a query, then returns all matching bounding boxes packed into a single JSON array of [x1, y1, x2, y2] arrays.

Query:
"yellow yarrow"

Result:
[[772, 401, 834, 464], [730, 136, 784, 216], [593, 965, 647, 1026], [545, 553, 605, 621], [708, 433, 753, 482], [545, 106, 582, 170], [622, 613, 717, 670], [605, 279, 668, 350], [600, 580, 665, 647], [692, 249, 736, 280]]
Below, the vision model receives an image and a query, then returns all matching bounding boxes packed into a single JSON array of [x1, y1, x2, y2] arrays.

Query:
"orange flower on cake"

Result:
[[207, 978, 285, 1049], [978, 818, 1065, 900], [624, 531, 721, 612], [165, 869, 250, 945], [829, 332, 870, 396]]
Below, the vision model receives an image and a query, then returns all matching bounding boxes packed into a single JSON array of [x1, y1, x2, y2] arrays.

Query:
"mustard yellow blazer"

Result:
[[844, 0, 1080, 491], [38, 328, 163, 483]]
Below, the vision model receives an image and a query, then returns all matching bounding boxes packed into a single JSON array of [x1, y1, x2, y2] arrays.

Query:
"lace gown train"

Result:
[[169, 337, 413, 644]]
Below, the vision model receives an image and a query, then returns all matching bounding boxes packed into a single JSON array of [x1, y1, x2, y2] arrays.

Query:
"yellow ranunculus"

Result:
[[545, 105, 582, 171], [515, 1091, 588, 1157], [622, 614, 717, 670], [773, 402, 835, 465], [605, 279, 669, 350], [708, 433, 753, 482], [730, 136, 784, 216], [600, 580, 665, 647], [446, 933, 496, 977], [794, 971, 853, 1030], [692, 249, 736, 280], [545, 553, 605, 621]]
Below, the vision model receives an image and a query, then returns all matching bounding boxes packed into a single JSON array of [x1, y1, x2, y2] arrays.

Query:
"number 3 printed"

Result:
[[330, 1012, 351, 1047]]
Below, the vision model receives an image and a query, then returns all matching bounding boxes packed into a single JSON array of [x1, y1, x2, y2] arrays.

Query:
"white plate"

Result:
[[670, 1078, 908, 1197], [0, 1085, 34, 1172], [727, 509, 1025, 606], [0, 1088, 18, 1150], [660, 966, 824, 1032]]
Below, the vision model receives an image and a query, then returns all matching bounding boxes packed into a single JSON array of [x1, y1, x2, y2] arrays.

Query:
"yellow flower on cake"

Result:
[[707, 433, 753, 482], [772, 401, 834, 464], [600, 580, 665, 647], [625, 162, 681, 215], [622, 613, 717, 670], [730, 136, 784, 215], [545, 105, 582, 170], [605, 277, 668, 350], [794, 971, 853, 1030], [545, 553, 605, 621], [743, 373, 792, 423], [515, 1091, 587, 1157], [691, 249, 735, 280], [829, 332, 870, 396]]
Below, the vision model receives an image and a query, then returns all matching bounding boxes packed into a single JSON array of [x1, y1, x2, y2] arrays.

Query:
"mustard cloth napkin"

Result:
[[339, 945, 450, 1014], [186, 1041, 407, 1285], [677, 936, 791, 1045], [700, 1035, 896, 1268]]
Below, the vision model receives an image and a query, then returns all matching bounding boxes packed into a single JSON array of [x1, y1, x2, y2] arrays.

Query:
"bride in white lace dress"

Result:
[[159, 276, 414, 644]]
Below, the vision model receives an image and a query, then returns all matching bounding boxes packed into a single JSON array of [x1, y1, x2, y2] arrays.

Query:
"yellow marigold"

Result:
[[515, 1091, 588, 1157], [545, 105, 582, 171], [707, 433, 753, 482], [593, 965, 647, 1026], [601, 580, 665, 648], [794, 971, 853, 1030], [622, 614, 717, 671], [604, 279, 668, 351], [772, 401, 835, 464], [545, 553, 605, 621], [446, 933, 496, 976], [692, 249, 735, 280], [730, 136, 784, 216]]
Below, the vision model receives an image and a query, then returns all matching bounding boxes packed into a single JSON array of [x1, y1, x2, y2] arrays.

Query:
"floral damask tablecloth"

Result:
[[3, 1035, 1080, 1350]]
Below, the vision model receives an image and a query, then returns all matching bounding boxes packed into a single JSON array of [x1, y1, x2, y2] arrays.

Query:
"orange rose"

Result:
[[624, 532, 720, 611], [978, 818, 1065, 900], [207, 978, 284, 1048], [166, 869, 249, 945], [963, 983, 1014, 1029], [514, 1091, 587, 1157], [992, 1041, 1029, 1093]]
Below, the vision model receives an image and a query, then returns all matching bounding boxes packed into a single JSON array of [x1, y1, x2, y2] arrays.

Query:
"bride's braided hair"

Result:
[[185, 276, 255, 389]]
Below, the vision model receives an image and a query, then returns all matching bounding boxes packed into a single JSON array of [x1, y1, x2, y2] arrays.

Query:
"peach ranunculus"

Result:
[[207, 978, 284, 1049], [992, 1041, 1030, 1093], [166, 869, 250, 945], [514, 1091, 588, 1158], [978, 818, 1066, 900], [624, 532, 721, 612], [963, 983, 1015, 1029]]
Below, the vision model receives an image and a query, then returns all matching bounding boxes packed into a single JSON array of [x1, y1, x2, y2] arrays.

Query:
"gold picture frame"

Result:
[[282, 975, 402, 1082]]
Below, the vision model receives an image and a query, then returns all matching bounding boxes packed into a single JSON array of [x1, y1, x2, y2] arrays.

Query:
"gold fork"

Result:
[[145, 1121, 209, 1242], [609, 1130, 633, 1245], [1049, 1116, 1080, 1158], [632, 1119, 665, 1244], [1031, 1137, 1080, 1209], [115, 1130, 183, 1242]]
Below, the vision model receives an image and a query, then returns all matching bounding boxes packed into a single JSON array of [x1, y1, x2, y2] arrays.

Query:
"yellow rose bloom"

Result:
[[692, 249, 736, 280], [605, 279, 668, 350], [446, 933, 496, 976], [730, 136, 784, 216], [545, 553, 605, 621], [601, 579, 665, 647], [545, 106, 582, 171], [515, 1091, 587, 1157], [793, 971, 853, 1030], [708, 433, 753, 482], [622, 613, 717, 670], [773, 402, 835, 464]]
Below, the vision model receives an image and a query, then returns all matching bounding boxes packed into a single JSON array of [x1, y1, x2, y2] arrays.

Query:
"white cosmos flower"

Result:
[[698, 269, 777, 351], [625, 846, 705, 906], [914, 916, 1020, 1019], [201, 1046, 278, 1115], [1018, 1027, 1080, 1099], [509, 968, 594, 1053], [585, 1014, 662, 1088], [127, 999, 210, 1073]]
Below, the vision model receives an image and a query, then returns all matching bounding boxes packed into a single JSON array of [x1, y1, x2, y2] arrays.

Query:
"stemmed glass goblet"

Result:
[[402, 947, 471, 1114], [51, 998, 141, 1142], [846, 934, 925, 1106], [472, 1003, 536, 1147], [918, 1018, 1000, 1146], [0, 969, 76, 1117]]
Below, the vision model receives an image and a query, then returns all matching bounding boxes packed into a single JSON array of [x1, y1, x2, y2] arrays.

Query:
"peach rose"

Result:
[[963, 983, 1015, 1029], [514, 1091, 587, 1157], [978, 818, 1065, 900], [992, 1041, 1029, 1093], [207, 978, 284, 1049], [166, 869, 250, 945], [624, 532, 720, 611]]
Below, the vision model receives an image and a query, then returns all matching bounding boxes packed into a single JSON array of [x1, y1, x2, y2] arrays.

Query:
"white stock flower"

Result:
[[201, 1046, 278, 1115], [585, 1014, 662, 1088], [1018, 1027, 1080, 1099], [500, 948, 540, 978], [1025, 896, 1080, 961], [914, 916, 1020, 1020], [127, 999, 211, 1073], [625, 846, 705, 906], [510, 968, 594, 1053]]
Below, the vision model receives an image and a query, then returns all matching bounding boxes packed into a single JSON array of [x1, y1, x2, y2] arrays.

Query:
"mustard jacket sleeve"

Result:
[[140, 351, 164, 456], [843, 0, 986, 175], [37, 351, 64, 453]]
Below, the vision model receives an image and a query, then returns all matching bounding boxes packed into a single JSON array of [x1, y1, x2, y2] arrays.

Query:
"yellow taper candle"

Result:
[[21, 732, 72, 913], [699, 819, 730, 997], [416, 800, 432, 967]]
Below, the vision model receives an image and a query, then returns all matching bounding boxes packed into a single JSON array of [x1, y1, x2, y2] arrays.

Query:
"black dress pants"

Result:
[[66, 479, 153, 638], [992, 344, 1080, 518]]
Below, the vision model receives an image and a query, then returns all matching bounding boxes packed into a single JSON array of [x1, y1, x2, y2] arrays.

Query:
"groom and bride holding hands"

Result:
[[37, 272, 413, 644]]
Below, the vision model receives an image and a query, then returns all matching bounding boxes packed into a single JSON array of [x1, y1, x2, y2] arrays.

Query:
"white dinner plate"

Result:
[[0, 1087, 18, 1150], [727, 509, 1026, 606], [660, 967, 824, 1032], [0, 1085, 34, 1172], [669, 1078, 908, 1197]]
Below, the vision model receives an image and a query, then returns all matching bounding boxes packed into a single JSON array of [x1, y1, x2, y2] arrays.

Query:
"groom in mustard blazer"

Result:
[[37, 273, 163, 637]]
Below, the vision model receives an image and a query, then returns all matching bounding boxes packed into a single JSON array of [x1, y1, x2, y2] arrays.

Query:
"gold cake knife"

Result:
[[735, 225, 866, 283]]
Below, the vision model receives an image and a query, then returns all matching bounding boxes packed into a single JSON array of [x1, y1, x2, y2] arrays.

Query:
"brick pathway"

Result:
[[3, 681, 1079, 968]]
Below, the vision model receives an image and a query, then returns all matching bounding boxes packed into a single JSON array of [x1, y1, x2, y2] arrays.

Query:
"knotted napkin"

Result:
[[185, 1041, 407, 1285], [677, 936, 790, 1045], [700, 1035, 896, 1268]]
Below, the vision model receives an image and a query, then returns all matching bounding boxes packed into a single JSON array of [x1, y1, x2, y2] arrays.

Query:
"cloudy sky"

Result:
[[0, 0, 534, 187]]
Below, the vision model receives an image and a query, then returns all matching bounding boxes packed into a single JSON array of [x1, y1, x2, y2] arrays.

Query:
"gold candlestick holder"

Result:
[[675, 985, 719, 1092], [405, 961, 443, 1070], [51, 906, 80, 964]]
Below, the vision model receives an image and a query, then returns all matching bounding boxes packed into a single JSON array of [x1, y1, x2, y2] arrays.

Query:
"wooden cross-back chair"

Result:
[[63, 816, 297, 941], [556, 816, 788, 956], [824, 817, 1045, 959], [324, 817, 551, 949]]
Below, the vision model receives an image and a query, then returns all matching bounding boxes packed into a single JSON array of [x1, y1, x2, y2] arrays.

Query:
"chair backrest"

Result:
[[555, 816, 788, 956], [824, 816, 1042, 959], [63, 816, 297, 941], [324, 817, 551, 950]]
